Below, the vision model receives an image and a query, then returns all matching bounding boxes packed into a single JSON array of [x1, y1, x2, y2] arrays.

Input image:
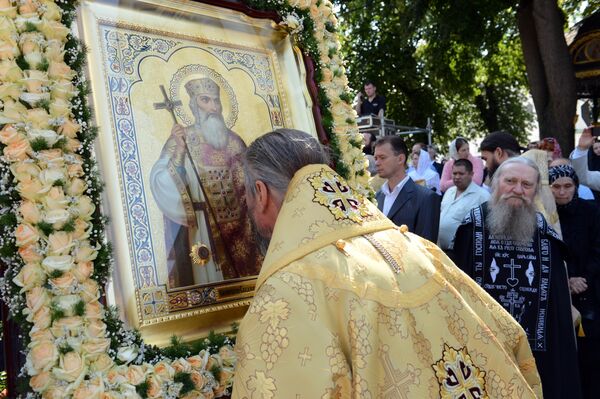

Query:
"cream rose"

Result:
[[67, 163, 84, 178], [187, 354, 206, 370], [49, 271, 77, 292], [58, 118, 80, 138], [67, 177, 87, 196], [18, 0, 38, 14], [39, 20, 70, 41], [44, 39, 64, 61], [42, 255, 73, 273], [30, 329, 54, 344], [31, 305, 51, 330], [23, 51, 42, 69], [90, 353, 114, 373], [13, 262, 45, 291], [172, 358, 192, 373], [74, 195, 95, 220], [85, 319, 107, 339], [0, 123, 18, 144], [51, 80, 76, 100], [19, 244, 42, 263], [12, 162, 42, 180], [30, 370, 52, 392], [0, 39, 18, 59], [153, 361, 175, 380], [0, 59, 22, 82], [37, 148, 64, 167], [81, 337, 110, 356], [117, 346, 139, 364], [44, 208, 71, 227], [1, 99, 26, 122], [28, 339, 58, 372], [47, 61, 74, 80], [50, 316, 84, 337], [218, 345, 237, 367], [25, 107, 50, 129], [73, 376, 105, 399], [47, 231, 74, 256], [106, 366, 127, 387], [190, 370, 205, 391], [15, 223, 39, 247], [41, 1, 62, 21], [124, 364, 146, 385], [43, 384, 69, 399], [72, 219, 91, 240], [44, 186, 68, 210], [19, 32, 43, 54], [146, 375, 163, 398], [79, 279, 100, 302], [85, 300, 104, 319], [0, 82, 21, 100], [65, 137, 82, 152], [19, 200, 41, 224], [74, 244, 98, 262], [72, 261, 93, 282], [53, 351, 85, 382], [4, 137, 30, 161], [0, 15, 16, 40], [49, 97, 71, 118]]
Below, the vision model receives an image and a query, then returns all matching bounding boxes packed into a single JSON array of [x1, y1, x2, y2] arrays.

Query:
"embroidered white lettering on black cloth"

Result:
[[452, 203, 581, 399], [471, 208, 551, 351]]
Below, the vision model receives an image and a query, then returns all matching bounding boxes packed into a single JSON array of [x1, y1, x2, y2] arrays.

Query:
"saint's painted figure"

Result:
[[150, 77, 261, 287]]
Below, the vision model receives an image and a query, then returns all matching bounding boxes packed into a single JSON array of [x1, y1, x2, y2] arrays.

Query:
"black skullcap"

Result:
[[548, 164, 579, 187]]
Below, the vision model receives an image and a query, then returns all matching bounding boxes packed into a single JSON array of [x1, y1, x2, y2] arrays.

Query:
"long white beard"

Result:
[[487, 194, 537, 243], [199, 114, 229, 150]]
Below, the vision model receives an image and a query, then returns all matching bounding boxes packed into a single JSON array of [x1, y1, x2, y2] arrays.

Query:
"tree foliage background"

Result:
[[333, 0, 598, 151]]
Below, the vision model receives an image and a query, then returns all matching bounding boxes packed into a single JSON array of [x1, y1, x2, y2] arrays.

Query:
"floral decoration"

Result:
[[0, 0, 365, 398]]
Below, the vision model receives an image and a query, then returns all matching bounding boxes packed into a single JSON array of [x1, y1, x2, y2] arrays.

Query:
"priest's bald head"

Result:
[[488, 157, 540, 243], [243, 129, 329, 253]]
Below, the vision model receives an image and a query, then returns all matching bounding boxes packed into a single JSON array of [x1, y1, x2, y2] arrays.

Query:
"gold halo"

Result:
[[169, 64, 239, 129]]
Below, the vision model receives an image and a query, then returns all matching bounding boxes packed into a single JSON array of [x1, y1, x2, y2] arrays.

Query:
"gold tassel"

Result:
[[578, 322, 585, 337]]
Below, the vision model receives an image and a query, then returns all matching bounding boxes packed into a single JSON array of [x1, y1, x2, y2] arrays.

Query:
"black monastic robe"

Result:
[[453, 203, 581, 399]]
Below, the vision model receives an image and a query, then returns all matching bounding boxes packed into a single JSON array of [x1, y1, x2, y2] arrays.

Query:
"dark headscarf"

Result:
[[548, 164, 579, 187], [588, 139, 600, 171]]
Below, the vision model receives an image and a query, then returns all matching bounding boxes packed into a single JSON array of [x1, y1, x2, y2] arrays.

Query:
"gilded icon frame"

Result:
[[77, 0, 319, 345]]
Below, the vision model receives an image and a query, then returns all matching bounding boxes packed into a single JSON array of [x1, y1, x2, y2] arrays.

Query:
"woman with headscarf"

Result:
[[408, 148, 440, 193], [538, 137, 563, 165], [440, 137, 484, 192], [549, 164, 600, 399], [588, 137, 600, 202]]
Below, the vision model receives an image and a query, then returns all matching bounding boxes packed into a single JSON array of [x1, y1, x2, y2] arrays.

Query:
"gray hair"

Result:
[[491, 156, 541, 194], [243, 129, 329, 199]]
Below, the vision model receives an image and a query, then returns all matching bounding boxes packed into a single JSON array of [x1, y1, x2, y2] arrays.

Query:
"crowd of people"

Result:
[[365, 127, 600, 398]]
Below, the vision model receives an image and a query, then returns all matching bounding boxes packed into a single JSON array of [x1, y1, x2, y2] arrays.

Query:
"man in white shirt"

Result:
[[374, 136, 441, 241], [438, 159, 490, 252], [570, 128, 600, 191]]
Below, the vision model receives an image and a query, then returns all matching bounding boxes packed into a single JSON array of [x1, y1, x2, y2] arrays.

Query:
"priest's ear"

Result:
[[253, 180, 269, 212]]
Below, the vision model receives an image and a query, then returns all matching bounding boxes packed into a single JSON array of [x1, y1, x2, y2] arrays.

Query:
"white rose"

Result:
[[44, 209, 70, 226], [42, 255, 73, 273], [24, 51, 42, 69], [54, 294, 80, 315], [38, 167, 65, 186], [117, 346, 139, 364], [73, 195, 95, 220], [28, 129, 60, 146]]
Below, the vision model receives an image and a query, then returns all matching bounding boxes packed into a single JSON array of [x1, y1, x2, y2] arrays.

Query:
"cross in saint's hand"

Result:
[[153, 85, 182, 124]]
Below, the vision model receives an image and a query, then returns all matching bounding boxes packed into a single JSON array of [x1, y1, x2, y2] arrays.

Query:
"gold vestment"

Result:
[[232, 164, 542, 398]]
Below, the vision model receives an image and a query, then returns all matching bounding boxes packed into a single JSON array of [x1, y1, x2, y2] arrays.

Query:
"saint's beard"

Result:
[[192, 107, 229, 150], [487, 192, 537, 243]]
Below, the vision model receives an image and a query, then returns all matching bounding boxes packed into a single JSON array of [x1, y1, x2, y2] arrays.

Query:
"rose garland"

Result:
[[0, 0, 364, 398]]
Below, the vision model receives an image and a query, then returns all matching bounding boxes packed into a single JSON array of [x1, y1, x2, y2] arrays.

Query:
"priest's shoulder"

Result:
[[458, 202, 488, 227]]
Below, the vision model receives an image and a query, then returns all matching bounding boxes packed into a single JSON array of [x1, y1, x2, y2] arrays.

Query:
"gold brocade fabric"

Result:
[[232, 164, 542, 398]]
